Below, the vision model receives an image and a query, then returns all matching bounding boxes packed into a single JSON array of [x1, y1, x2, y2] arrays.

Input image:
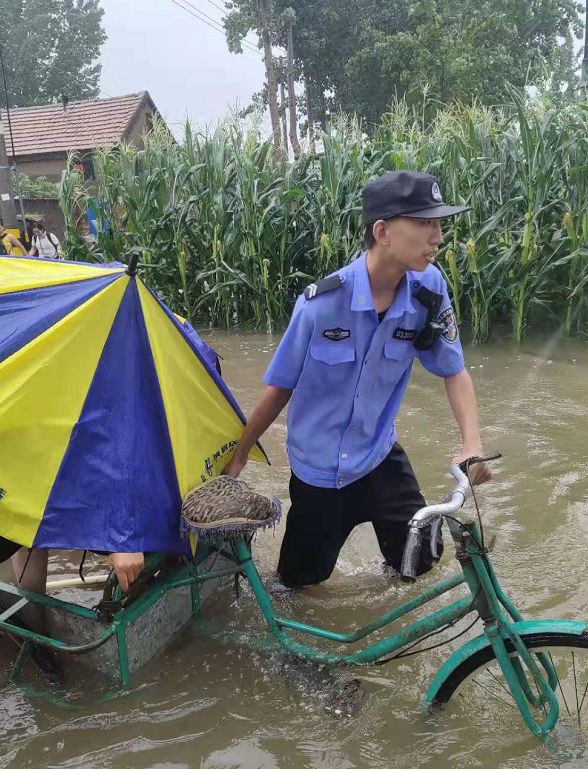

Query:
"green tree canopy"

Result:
[[263, 0, 584, 126], [0, 0, 106, 107]]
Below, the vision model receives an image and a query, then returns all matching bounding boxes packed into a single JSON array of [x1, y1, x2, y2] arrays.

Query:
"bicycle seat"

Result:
[[181, 475, 281, 541]]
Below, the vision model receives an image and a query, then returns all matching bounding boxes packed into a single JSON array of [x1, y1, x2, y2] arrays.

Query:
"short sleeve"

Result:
[[417, 279, 465, 377], [263, 295, 313, 389]]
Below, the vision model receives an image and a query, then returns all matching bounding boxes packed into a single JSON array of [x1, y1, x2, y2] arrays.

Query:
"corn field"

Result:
[[60, 88, 588, 341]]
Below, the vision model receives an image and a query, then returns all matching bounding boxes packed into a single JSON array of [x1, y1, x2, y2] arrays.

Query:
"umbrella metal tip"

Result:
[[126, 253, 140, 276]]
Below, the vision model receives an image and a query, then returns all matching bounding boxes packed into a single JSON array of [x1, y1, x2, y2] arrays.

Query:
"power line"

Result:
[[200, 0, 229, 14], [169, 0, 226, 35], [198, 0, 256, 47], [184, 0, 260, 54], [169, 0, 260, 56]]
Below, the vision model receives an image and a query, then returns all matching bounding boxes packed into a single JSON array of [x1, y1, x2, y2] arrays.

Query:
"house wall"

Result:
[[14, 156, 67, 182], [21, 198, 65, 242], [126, 107, 155, 148], [14, 105, 161, 182]]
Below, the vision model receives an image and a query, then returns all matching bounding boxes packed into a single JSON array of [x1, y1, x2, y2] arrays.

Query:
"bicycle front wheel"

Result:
[[433, 632, 588, 740]]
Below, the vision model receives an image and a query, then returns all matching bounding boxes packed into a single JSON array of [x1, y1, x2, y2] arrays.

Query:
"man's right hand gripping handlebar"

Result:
[[400, 453, 502, 583]]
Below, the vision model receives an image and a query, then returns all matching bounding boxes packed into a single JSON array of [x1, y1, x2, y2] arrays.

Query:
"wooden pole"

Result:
[[286, 19, 301, 157], [258, 0, 282, 156], [279, 63, 288, 150], [304, 68, 316, 154], [46, 574, 109, 591], [581, 2, 588, 94]]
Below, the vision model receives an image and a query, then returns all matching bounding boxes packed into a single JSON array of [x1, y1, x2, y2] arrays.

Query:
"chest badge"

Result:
[[323, 327, 351, 342], [393, 327, 417, 341]]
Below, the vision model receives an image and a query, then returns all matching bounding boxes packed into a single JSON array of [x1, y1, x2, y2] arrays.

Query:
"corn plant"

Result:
[[59, 94, 588, 341]]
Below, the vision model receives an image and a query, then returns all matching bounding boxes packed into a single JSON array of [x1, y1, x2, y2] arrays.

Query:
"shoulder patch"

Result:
[[437, 307, 459, 343], [304, 274, 343, 300]]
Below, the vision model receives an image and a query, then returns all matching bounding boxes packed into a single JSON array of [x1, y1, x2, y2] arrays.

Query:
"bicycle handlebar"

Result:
[[400, 464, 469, 582], [399, 454, 501, 583]]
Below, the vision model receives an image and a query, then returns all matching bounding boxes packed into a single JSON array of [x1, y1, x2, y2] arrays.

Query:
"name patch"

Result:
[[393, 327, 417, 341], [323, 327, 351, 342]]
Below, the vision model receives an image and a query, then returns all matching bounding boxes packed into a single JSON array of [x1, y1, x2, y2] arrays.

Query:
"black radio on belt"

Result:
[[413, 286, 444, 352]]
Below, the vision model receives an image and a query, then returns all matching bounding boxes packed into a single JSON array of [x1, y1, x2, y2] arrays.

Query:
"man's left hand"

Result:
[[453, 449, 492, 486], [106, 552, 145, 593]]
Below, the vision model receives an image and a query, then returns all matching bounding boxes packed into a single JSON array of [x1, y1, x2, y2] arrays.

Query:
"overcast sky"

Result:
[[99, 0, 267, 135]]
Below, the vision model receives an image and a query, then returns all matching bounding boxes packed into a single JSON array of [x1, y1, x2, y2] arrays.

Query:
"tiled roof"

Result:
[[6, 92, 153, 158]]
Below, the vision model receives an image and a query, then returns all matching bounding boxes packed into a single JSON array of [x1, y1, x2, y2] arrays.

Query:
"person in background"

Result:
[[0, 220, 27, 255], [28, 222, 62, 259]]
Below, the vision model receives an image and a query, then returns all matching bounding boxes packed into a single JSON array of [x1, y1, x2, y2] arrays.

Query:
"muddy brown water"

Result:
[[1, 332, 587, 769]]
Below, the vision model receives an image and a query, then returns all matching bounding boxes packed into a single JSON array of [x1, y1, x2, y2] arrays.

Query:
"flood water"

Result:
[[1, 331, 588, 769]]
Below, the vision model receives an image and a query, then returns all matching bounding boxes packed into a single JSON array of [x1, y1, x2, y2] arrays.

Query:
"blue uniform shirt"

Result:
[[264, 253, 465, 488]]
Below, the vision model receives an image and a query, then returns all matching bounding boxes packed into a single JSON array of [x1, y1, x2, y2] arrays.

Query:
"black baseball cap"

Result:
[[362, 171, 470, 225]]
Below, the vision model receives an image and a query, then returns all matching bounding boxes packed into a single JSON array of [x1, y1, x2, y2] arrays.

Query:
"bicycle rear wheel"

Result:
[[433, 632, 588, 741]]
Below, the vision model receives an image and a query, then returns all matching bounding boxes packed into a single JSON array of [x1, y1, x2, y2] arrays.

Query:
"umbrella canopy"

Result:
[[0, 256, 267, 554]]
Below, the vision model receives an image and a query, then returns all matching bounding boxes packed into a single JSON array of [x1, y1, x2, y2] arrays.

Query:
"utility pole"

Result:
[[0, 41, 27, 239], [0, 118, 18, 228]]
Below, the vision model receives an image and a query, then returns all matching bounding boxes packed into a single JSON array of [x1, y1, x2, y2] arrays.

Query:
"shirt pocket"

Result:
[[310, 341, 356, 366], [381, 340, 414, 380]]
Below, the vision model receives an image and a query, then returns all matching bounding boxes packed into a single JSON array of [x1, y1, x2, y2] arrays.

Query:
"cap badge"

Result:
[[431, 182, 442, 202]]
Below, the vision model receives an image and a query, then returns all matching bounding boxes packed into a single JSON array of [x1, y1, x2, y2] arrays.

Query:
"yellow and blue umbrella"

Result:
[[0, 256, 266, 554]]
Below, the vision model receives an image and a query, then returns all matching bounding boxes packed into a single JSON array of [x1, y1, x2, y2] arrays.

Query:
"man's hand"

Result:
[[222, 386, 292, 480], [453, 449, 492, 486], [106, 552, 145, 593], [223, 452, 248, 479]]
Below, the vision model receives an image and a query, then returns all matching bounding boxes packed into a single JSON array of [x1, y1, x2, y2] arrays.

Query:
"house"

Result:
[[7, 91, 166, 182]]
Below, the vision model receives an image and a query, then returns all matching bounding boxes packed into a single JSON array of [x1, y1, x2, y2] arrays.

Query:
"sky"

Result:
[[99, 0, 268, 135]]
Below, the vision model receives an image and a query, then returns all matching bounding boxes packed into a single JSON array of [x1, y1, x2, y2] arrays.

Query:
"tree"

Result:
[[0, 0, 106, 107], [225, 0, 283, 154], [271, 0, 584, 127], [225, 1, 301, 156]]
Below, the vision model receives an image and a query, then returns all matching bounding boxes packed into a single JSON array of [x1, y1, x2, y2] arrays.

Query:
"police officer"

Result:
[[224, 170, 491, 587]]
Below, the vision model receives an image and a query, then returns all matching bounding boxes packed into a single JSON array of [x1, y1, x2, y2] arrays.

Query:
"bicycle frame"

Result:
[[0, 544, 239, 690], [427, 518, 588, 739], [2, 513, 587, 739], [221, 520, 587, 741]]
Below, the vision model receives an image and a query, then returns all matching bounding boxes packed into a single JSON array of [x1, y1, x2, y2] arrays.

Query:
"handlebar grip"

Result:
[[400, 527, 422, 583]]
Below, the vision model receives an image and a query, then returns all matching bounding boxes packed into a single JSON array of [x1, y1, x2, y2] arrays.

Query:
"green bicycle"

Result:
[[217, 455, 588, 743], [2, 456, 587, 743]]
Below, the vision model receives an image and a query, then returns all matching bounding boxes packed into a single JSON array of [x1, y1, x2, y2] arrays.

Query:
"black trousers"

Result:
[[0, 536, 21, 564], [277, 443, 442, 587]]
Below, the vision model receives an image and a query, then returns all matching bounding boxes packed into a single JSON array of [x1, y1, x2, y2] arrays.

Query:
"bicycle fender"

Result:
[[425, 619, 588, 706]]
